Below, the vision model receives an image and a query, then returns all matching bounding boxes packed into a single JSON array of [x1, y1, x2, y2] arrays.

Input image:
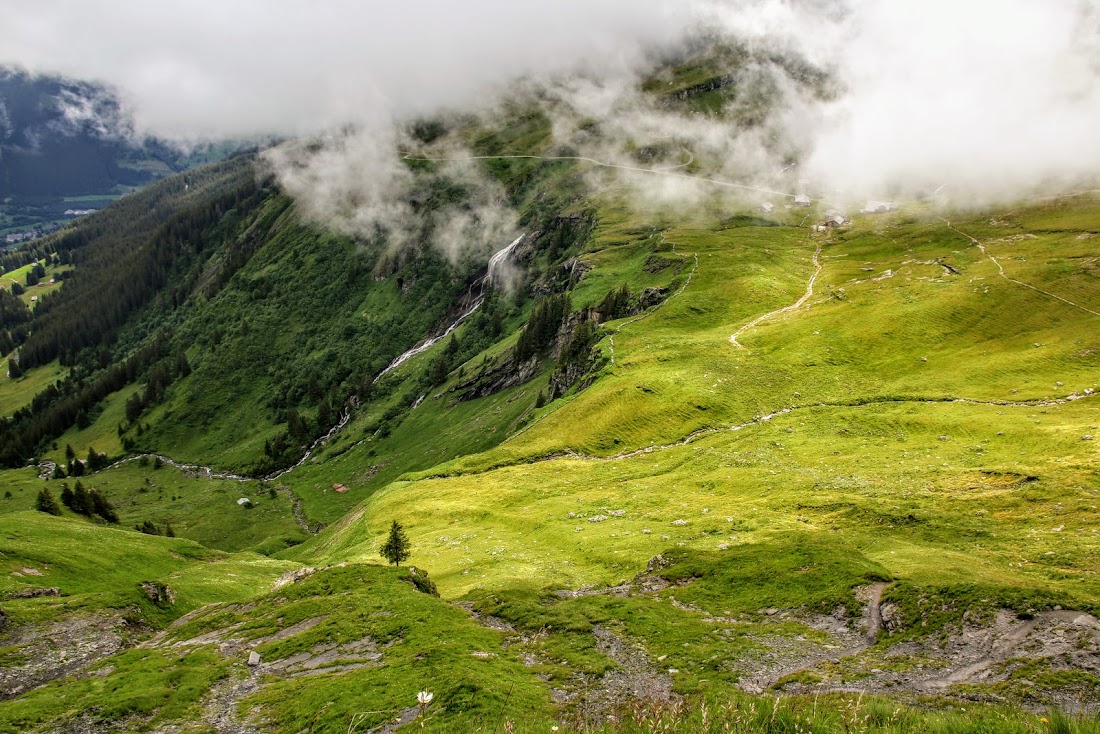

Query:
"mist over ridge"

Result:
[[4, 0, 1100, 242]]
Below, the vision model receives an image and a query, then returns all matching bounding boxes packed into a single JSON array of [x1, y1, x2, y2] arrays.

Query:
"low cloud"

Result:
[[3, 0, 1100, 231]]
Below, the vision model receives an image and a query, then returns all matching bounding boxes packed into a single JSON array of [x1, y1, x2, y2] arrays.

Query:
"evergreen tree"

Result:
[[165, 522, 175, 537], [89, 489, 118, 523], [136, 520, 159, 535], [6, 359, 22, 379], [35, 488, 62, 516], [379, 519, 411, 567], [287, 409, 309, 445], [60, 482, 75, 511], [50, 463, 66, 480], [73, 481, 93, 516]]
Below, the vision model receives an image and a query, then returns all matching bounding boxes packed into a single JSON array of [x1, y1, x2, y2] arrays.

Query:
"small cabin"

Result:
[[758, 202, 775, 214], [793, 194, 812, 207], [823, 214, 846, 228], [860, 201, 898, 214], [236, 497, 251, 506]]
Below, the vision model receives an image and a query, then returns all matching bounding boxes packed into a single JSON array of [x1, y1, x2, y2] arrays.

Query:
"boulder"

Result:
[[139, 581, 176, 607]]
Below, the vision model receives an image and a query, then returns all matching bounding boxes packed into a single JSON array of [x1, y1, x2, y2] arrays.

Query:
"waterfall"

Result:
[[486, 233, 524, 286]]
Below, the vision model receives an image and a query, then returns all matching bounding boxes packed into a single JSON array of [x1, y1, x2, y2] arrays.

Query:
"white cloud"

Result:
[[3, 0, 1100, 212]]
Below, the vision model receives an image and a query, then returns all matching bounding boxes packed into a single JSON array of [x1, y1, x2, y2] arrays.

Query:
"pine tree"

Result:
[[60, 482, 75, 511], [379, 520, 411, 568], [35, 488, 62, 516], [73, 481, 93, 516], [90, 490, 119, 523], [136, 520, 159, 535]]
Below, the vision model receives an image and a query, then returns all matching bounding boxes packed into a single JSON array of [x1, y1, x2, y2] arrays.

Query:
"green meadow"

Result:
[[1, 167, 1099, 730]]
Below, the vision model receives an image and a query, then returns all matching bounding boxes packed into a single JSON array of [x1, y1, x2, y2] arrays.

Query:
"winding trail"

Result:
[[440, 386, 1100, 477], [941, 218, 1100, 319], [608, 235, 699, 366], [730, 242, 823, 348]]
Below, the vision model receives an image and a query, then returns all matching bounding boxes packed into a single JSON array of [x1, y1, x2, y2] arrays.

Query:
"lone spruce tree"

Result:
[[379, 520, 410, 567], [35, 488, 62, 516]]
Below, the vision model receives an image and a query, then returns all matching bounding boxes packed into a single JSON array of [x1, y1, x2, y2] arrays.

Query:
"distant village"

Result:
[[756, 196, 899, 232], [2, 209, 96, 246]]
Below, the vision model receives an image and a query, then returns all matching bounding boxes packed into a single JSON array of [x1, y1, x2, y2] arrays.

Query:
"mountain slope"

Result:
[[0, 50, 1099, 732]]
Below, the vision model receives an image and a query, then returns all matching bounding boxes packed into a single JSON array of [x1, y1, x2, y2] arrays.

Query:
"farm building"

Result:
[[860, 201, 898, 214], [793, 194, 812, 206], [758, 202, 775, 214]]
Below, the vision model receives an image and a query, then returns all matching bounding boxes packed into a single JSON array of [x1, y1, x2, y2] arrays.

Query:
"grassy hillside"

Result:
[[0, 512, 296, 627], [1, 50, 1099, 730]]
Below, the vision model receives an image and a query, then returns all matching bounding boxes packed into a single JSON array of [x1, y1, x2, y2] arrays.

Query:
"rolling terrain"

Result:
[[0, 47, 1098, 732]]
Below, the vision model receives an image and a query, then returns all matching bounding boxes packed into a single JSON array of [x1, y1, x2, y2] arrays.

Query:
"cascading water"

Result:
[[486, 233, 524, 287], [266, 233, 526, 475]]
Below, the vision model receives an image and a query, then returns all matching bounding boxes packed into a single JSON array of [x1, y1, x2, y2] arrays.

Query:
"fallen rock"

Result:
[[8, 587, 61, 599], [139, 582, 176, 607], [248, 651, 262, 666]]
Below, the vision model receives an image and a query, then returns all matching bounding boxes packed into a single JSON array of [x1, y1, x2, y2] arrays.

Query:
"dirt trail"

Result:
[[863, 582, 888, 645], [461, 384, 1100, 478], [740, 582, 889, 693], [730, 242, 823, 348], [608, 235, 698, 366], [941, 218, 1100, 319]]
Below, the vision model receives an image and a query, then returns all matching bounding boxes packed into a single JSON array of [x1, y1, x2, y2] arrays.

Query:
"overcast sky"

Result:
[[0, 0, 693, 140], [2, 0, 1100, 202]]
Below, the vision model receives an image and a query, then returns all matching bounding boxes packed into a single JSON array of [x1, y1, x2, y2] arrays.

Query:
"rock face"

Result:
[[139, 582, 176, 607], [452, 355, 541, 402], [7, 587, 61, 599], [0, 611, 133, 699]]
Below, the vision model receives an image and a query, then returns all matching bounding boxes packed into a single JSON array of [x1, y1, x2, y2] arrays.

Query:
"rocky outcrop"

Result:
[[452, 355, 541, 402], [139, 582, 176, 607], [7, 587, 61, 599]]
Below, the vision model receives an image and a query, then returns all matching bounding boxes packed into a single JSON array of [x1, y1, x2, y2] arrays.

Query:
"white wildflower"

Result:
[[417, 691, 434, 705], [671, 519, 688, 526]]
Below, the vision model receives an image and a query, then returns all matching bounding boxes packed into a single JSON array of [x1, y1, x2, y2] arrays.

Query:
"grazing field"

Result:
[[2, 174, 1100, 730]]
